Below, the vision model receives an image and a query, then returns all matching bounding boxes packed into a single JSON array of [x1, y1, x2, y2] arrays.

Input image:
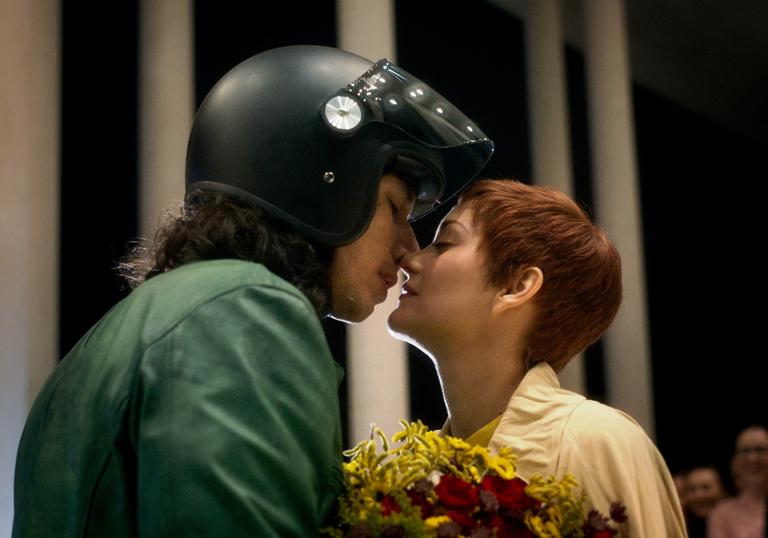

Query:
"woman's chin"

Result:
[[387, 308, 415, 341]]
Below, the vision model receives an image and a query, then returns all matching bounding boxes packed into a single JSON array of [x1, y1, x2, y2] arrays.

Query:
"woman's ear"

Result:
[[494, 266, 543, 313]]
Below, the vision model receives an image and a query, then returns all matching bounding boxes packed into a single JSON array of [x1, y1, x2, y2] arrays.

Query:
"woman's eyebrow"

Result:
[[433, 219, 469, 242], [440, 220, 469, 234]]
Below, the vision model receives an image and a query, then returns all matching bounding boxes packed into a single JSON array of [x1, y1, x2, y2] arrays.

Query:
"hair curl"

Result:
[[117, 192, 332, 315]]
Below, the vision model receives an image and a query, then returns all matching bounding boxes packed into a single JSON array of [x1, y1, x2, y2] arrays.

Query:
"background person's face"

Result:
[[685, 468, 724, 517], [388, 203, 498, 353], [328, 174, 418, 323], [732, 427, 768, 491], [673, 473, 688, 506]]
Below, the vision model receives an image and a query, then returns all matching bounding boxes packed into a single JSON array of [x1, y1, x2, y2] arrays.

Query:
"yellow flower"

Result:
[[446, 436, 472, 451], [424, 516, 452, 528], [485, 454, 517, 480], [323, 421, 623, 538]]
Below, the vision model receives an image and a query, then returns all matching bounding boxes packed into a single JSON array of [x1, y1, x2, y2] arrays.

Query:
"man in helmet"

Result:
[[13, 45, 493, 537]]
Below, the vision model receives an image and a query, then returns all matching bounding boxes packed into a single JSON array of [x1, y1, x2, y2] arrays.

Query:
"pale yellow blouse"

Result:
[[464, 415, 501, 448], [446, 362, 687, 537]]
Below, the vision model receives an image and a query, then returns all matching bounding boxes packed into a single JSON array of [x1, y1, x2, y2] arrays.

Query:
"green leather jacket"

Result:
[[13, 259, 343, 537]]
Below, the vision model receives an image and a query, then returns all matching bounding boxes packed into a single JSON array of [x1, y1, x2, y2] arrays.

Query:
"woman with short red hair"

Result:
[[388, 179, 686, 537]]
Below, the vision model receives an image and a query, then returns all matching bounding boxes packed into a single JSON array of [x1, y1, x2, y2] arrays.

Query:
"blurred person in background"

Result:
[[676, 469, 691, 507], [682, 465, 725, 537], [708, 425, 768, 538]]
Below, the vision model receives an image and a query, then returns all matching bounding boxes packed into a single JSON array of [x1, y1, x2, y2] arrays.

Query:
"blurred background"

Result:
[[3, 0, 766, 534]]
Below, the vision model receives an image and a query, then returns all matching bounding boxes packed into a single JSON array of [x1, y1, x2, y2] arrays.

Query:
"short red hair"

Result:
[[459, 179, 622, 371]]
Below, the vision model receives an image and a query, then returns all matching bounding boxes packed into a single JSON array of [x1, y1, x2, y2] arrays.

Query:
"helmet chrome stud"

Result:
[[323, 95, 362, 131]]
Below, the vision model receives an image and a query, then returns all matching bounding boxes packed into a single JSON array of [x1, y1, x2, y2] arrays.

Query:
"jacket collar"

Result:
[[487, 362, 585, 480]]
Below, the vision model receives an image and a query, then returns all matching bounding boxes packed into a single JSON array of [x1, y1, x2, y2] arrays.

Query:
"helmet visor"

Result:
[[346, 59, 491, 149]]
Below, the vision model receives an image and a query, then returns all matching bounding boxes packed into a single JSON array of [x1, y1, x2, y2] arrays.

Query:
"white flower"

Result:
[[427, 469, 444, 486]]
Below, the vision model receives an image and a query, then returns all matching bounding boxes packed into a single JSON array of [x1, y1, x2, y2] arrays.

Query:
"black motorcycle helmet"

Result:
[[186, 45, 494, 246]]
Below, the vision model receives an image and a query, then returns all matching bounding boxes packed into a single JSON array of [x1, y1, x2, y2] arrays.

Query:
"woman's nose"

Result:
[[400, 248, 423, 277]]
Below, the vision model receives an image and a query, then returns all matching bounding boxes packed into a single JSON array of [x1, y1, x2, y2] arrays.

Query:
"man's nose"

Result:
[[394, 225, 419, 267]]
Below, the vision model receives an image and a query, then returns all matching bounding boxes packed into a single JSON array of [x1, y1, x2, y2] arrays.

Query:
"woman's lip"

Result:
[[402, 285, 418, 296]]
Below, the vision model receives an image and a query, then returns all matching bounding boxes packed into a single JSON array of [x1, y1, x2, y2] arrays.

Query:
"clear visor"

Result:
[[346, 59, 491, 149]]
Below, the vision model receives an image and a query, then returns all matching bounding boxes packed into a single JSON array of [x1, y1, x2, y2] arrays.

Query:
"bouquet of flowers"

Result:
[[323, 420, 626, 538]]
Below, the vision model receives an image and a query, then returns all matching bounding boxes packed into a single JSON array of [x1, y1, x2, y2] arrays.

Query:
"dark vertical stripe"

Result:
[[633, 84, 766, 472], [193, 0, 338, 107], [396, 0, 530, 429], [60, 2, 139, 356]]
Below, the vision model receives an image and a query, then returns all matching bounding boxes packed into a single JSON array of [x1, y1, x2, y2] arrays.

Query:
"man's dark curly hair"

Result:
[[117, 192, 333, 315]]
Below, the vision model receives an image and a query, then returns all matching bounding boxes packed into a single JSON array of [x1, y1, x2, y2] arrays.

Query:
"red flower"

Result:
[[381, 494, 401, 516], [582, 505, 624, 537], [481, 476, 541, 512], [406, 490, 433, 517], [435, 475, 479, 508], [446, 509, 476, 530], [485, 514, 537, 538], [609, 502, 627, 523], [589, 532, 615, 538]]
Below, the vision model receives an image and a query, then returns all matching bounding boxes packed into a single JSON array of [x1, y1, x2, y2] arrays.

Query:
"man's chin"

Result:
[[326, 301, 374, 324]]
